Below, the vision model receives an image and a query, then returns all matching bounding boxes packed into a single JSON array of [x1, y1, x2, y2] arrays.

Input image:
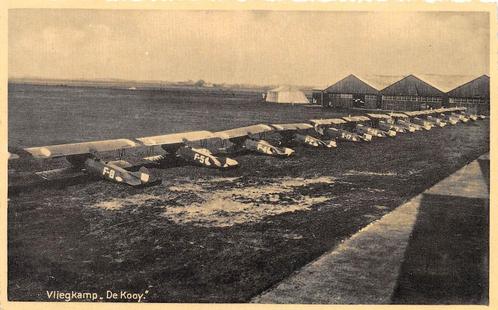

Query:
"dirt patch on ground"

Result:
[[93, 176, 335, 227]]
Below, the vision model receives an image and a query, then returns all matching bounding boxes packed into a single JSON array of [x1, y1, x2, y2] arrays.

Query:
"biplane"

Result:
[[449, 107, 483, 122], [389, 112, 422, 132], [366, 113, 407, 134], [9, 125, 301, 187], [310, 118, 368, 142], [136, 130, 239, 169], [211, 124, 295, 156], [403, 111, 434, 130], [409, 110, 446, 128], [435, 108, 460, 125], [269, 123, 337, 148], [445, 107, 470, 123], [467, 114, 479, 121], [9, 139, 159, 187], [342, 116, 396, 138], [421, 110, 447, 127]]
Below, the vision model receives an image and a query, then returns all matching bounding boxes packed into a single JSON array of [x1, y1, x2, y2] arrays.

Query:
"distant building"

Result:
[[380, 75, 444, 111], [265, 86, 309, 104], [311, 89, 324, 105], [320, 74, 380, 109], [447, 75, 490, 115]]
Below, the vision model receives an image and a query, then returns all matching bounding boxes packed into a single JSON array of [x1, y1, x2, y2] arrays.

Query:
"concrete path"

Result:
[[252, 154, 489, 304]]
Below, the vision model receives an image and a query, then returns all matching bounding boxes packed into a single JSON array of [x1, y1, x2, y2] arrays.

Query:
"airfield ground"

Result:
[[7, 84, 490, 302]]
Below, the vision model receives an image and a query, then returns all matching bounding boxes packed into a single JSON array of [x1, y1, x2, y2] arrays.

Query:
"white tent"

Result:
[[265, 86, 309, 104]]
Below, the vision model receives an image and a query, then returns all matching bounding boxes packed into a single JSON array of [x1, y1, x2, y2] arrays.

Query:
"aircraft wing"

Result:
[[23, 139, 141, 159], [404, 111, 422, 117], [343, 116, 370, 122], [446, 107, 467, 112], [310, 118, 347, 126], [270, 123, 314, 131], [213, 124, 275, 139], [136, 131, 215, 146], [366, 113, 392, 119], [389, 112, 409, 118]]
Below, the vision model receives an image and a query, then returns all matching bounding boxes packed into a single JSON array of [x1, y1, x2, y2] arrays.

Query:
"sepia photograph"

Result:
[[5, 6, 492, 306]]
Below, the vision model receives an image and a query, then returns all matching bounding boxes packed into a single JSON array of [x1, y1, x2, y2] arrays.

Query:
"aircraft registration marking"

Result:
[[193, 153, 211, 166], [103, 167, 116, 179]]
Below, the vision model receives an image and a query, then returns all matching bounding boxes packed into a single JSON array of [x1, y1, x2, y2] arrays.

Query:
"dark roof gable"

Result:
[[447, 75, 490, 98], [324, 74, 379, 95], [380, 74, 444, 97]]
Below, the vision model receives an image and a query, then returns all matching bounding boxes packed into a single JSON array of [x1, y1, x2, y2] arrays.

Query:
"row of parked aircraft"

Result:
[[8, 107, 485, 187]]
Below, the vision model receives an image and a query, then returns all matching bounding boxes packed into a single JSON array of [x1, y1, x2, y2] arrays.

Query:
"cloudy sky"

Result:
[[9, 10, 490, 87]]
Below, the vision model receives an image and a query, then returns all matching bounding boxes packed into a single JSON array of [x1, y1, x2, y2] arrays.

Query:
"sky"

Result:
[[8, 9, 490, 88]]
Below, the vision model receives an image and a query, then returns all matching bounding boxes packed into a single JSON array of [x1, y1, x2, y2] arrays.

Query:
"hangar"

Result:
[[320, 74, 380, 109], [265, 86, 309, 105], [380, 75, 445, 111], [447, 75, 490, 115]]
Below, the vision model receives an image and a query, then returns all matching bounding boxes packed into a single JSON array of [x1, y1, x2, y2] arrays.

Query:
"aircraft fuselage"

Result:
[[355, 124, 390, 138], [380, 120, 406, 134], [321, 127, 363, 142], [174, 145, 239, 169], [83, 157, 157, 187], [293, 133, 337, 148], [451, 113, 469, 123], [396, 119, 421, 131], [411, 117, 433, 130], [426, 116, 447, 127], [243, 138, 295, 157], [440, 114, 459, 125]]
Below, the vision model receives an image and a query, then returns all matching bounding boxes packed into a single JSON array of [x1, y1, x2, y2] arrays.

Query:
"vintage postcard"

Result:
[[1, 1, 494, 309]]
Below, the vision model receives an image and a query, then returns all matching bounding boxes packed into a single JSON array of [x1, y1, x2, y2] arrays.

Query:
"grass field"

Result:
[[9, 83, 325, 148], [8, 83, 490, 303]]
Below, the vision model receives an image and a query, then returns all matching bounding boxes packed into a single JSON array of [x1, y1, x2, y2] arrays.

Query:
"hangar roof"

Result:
[[324, 74, 379, 95], [447, 75, 490, 99], [381, 74, 444, 97]]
